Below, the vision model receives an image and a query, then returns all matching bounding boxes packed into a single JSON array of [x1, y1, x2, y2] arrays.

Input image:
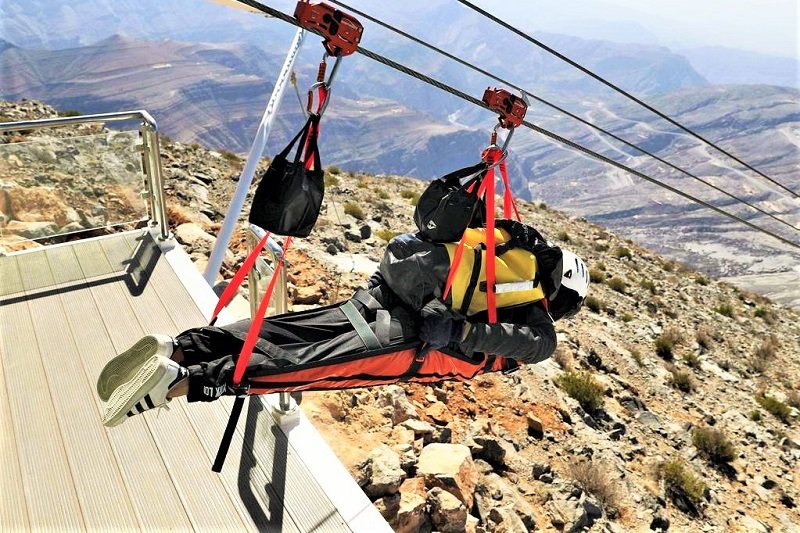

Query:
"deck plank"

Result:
[[141, 233, 351, 532], [67, 235, 195, 531], [0, 254, 24, 297], [3, 252, 85, 530], [94, 233, 253, 532], [0, 258, 31, 531]]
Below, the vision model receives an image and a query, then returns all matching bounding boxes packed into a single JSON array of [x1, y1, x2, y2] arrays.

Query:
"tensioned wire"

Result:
[[226, 0, 800, 250], [328, 0, 800, 233], [455, 0, 799, 199]]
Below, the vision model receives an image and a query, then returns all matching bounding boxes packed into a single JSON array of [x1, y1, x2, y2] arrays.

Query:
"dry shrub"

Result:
[[666, 364, 695, 393], [787, 390, 800, 410], [166, 203, 194, 225], [568, 460, 621, 516], [552, 347, 574, 371], [343, 202, 365, 220], [755, 394, 792, 424], [695, 329, 712, 351], [692, 426, 736, 464]]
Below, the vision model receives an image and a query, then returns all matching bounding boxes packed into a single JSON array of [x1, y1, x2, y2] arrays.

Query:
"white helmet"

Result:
[[549, 249, 589, 319], [560, 249, 590, 298]]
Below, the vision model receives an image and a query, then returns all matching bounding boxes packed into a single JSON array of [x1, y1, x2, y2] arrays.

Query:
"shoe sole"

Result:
[[103, 356, 167, 427], [97, 335, 169, 401]]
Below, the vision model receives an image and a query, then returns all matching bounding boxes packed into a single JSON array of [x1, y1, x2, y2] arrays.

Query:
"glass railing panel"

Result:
[[0, 130, 147, 248]]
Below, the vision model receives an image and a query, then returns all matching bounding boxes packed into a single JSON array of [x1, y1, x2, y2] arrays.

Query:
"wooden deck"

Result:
[[0, 230, 365, 532]]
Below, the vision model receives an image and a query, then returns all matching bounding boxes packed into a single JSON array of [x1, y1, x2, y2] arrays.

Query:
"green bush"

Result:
[[605, 277, 627, 294], [657, 460, 707, 514], [344, 202, 365, 220], [595, 261, 606, 271], [357, 179, 369, 189], [400, 189, 417, 199], [654, 336, 674, 360], [714, 304, 735, 318], [755, 394, 792, 423], [621, 312, 634, 323], [377, 190, 390, 199], [787, 390, 800, 410], [327, 165, 342, 175], [695, 275, 710, 286], [748, 410, 763, 422], [59, 109, 82, 117], [662, 261, 674, 272], [692, 426, 736, 464], [584, 296, 603, 313], [557, 231, 571, 243], [375, 229, 397, 242], [594, 243, 609, 252], [754, 307, 775, 324], [555, 371, 605, 413], [614, 247, 631, 259], [631, 349, 644, 367], [538, 202, 547, 210]]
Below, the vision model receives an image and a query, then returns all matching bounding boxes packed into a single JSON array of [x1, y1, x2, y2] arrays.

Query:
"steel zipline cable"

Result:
[[328, 0, 800, 233], [227, 0, 800, 250], [454, 0, 800, 200]]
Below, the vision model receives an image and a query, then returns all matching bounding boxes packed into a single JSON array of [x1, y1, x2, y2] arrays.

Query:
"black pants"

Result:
[[176, 287, 419, 402]]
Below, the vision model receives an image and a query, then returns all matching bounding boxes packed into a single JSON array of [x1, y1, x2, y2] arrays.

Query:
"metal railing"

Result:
[[246, 224, 295, 412], [0, 110, 170, 241]]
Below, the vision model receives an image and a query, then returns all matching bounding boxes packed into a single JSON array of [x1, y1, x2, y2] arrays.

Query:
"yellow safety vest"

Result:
[[443, 228, 546, 316]]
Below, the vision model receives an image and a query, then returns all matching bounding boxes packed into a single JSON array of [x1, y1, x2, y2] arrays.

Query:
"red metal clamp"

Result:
[[482, 88, 527, 129], [294, 1, 363, 57]]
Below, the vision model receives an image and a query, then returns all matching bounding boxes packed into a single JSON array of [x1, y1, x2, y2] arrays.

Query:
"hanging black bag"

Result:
[[249, 113, 324, 238], [414, 162, 489, 242]]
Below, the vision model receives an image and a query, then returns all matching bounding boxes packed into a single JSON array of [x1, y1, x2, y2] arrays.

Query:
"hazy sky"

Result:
[[475, 0, 798, 58]]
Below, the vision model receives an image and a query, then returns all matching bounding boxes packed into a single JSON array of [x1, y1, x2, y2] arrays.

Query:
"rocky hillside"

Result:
[[2, 100, 799, 532]]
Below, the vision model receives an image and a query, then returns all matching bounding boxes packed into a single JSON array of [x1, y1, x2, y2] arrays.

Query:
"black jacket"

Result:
[[368, 271, 556, 365]]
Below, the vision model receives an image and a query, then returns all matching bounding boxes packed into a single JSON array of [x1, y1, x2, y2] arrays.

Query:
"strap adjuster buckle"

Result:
[[227, 382, 251, 397]]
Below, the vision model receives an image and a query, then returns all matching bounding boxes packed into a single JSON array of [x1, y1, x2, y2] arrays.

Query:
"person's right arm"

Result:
[[457, 303, 556, 365]]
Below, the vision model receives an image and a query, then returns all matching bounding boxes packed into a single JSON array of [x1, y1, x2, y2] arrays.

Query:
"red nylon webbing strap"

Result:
[[499, 160, 521, 221], [231, 237, 292, 387], [304, 87, 327, 171], [209, 232, 270, 327], [483, 166, 497, 323], [443, 231, 468, 301]]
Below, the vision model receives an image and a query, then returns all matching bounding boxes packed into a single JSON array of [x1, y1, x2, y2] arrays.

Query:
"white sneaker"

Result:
[[102, 356, 185, 427], [97, 334, 174, 401]]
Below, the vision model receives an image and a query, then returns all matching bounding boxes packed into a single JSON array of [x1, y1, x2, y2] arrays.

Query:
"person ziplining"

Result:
[[95, 1, 590, 472]]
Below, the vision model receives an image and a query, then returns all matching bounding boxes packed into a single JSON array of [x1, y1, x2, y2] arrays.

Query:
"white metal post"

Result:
[[204, 27, 306, 285]]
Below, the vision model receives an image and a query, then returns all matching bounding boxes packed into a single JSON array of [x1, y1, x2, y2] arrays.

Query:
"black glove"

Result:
[[419, 298, 465, 349], [495, 219, 547, 255]]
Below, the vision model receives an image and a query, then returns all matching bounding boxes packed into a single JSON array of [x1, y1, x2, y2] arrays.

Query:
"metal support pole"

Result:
[[204, 27, 306, 285]]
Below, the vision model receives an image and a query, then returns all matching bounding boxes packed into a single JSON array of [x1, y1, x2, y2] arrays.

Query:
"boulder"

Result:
[[377, 385, 419, 425], [417, 443, 478, 509], [471, 434, 519, 471], [428, 487, 468, 533], [425, 401, 452, 424], [400, 418, 435, 437], [475, 473, 537, 532], [174, 222, 215, 248], [293, 284, 323, 305], [5, 220, 59, 239], [390, 478, 428, 533], [526, 413, 544, 438], [356, 444, 406, 499]]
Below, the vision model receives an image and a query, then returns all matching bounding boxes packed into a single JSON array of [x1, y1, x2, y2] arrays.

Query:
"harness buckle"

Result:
[[227, 382, 251, 398]]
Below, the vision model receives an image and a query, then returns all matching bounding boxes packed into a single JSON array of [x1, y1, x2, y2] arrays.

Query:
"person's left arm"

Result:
[[458, 304, 556, 364]]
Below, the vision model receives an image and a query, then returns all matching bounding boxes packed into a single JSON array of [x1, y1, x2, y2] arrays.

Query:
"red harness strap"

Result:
[[209, 232, 271, 327], [499, 160, 521, 222], [231, 237, 292, 387]]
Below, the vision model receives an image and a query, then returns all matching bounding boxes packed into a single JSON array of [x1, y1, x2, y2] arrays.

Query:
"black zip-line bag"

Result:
[[414, 162, 489, 242], [249, 113, 324, 237]]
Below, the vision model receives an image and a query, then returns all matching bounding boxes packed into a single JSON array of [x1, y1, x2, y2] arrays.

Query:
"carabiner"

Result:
[[306, 54, 343, 118]]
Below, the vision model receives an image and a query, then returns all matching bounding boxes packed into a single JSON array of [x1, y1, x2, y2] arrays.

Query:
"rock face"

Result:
[[417, 443, 478, 510]]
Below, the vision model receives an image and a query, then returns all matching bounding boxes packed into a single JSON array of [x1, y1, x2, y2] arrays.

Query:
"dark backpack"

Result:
[[248, 113, 323, 238], [414, 162, 489, 242]]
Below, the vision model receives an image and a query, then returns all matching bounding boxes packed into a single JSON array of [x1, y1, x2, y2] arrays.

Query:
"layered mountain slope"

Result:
[[3, 99, 799, 532]]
